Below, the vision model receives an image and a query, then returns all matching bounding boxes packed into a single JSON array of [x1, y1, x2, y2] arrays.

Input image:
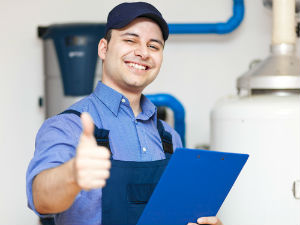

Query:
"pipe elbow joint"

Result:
[[217, 3, 244, 34]]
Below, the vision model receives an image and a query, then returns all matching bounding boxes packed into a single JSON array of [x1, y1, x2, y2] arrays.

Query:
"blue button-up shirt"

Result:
[[26, 82, 183, 225]]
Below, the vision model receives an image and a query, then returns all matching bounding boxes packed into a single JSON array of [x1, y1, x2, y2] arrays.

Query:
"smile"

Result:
[[125, 61, 149, 71]]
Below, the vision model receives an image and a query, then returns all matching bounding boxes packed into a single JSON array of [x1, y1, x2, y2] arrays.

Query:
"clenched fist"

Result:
[[74, 112, 111, 190]]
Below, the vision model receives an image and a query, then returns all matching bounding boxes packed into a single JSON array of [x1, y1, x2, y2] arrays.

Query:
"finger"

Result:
[[197, 217, 219, 225], [96, 146, 111, 159], [87, 158, 111, 170], [77, 146, 110, 160], [84, 169, 110, 180], [90, 179, 107, 188], [81, 179, 107, 191], [81, 112, 95, 138], [77, 169, 110, 182], [76, 157, 111, 171], [94, 170, 110, 180]]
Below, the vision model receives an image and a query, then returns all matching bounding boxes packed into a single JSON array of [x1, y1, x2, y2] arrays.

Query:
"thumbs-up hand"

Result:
[[74, 112, 111, 191]]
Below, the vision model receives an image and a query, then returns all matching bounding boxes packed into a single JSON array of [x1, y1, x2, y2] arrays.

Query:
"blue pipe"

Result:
[[146, 94, 186, 147], [168, 0, 244, 34]]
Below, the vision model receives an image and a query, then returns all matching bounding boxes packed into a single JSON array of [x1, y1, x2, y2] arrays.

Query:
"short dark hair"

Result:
[[104, 29, 112, 43]]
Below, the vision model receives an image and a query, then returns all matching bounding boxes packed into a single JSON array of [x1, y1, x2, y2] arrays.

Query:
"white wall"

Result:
[[0, 0, 298, 224]]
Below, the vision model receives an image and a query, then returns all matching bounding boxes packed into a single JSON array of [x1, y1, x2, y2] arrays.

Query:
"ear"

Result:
[[98, 38, 108, 60]]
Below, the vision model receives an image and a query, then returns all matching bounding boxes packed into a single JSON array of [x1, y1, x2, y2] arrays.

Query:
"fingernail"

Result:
[[197, 218, 204, 223]]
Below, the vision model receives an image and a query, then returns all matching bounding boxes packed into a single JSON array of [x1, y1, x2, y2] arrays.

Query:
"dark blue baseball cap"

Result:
[[105, 2, 169, 41]]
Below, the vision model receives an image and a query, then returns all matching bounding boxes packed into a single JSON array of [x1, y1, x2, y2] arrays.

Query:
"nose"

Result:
[[134, 44, 149, 60]]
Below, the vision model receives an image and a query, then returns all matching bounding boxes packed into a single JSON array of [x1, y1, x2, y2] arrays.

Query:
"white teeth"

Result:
[[127, 62, 146, 70]]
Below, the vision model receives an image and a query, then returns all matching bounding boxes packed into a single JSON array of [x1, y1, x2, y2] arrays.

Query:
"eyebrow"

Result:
[[121, 32, 164, 47]]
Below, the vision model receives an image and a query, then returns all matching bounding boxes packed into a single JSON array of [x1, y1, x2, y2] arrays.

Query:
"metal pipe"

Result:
[[168, 0, 244, 34], [272, 0, 296, 45]]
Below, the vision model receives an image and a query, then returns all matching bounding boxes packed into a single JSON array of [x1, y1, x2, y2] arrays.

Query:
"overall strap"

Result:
[[60, 110, 111, 151], [60, 110, 173, 155], [157, 119, 173, 154]]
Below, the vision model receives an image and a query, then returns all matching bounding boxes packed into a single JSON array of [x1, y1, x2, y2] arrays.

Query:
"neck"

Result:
[[102, 79, 142, 117], [126, 93, 142, 117]]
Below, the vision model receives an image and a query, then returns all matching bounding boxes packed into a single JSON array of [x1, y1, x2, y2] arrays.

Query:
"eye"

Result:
[[124, 39, 134, 43], [148, 44, 159, 50]]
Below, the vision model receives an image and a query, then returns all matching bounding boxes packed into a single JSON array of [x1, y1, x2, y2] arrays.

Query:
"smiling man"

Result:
[[26, 2, 223, 225], [99, 17, 164, 115]]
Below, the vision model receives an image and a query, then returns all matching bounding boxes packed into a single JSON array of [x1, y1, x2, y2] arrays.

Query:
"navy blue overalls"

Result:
[[62, 110, 173, 225]]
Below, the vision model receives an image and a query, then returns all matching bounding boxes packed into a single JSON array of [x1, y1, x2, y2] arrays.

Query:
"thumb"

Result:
[[81, 112, 95, 138]]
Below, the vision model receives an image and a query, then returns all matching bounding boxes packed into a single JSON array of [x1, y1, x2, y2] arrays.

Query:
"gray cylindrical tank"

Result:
[[38, 23, 105, 118]]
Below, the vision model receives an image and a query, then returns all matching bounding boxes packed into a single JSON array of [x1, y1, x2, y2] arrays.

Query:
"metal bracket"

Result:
[[293, 180, 300, 199]]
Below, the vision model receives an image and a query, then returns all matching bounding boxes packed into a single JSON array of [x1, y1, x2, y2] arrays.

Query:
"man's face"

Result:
[[98, 17, 164, 94]]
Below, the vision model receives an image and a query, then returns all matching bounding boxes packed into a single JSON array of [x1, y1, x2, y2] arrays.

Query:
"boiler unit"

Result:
[[210, 0, 300, 224]]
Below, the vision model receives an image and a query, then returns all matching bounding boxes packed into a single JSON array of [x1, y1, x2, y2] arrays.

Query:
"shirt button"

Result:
[[121, 98, 126, 103], [142, 147, 147, 152]]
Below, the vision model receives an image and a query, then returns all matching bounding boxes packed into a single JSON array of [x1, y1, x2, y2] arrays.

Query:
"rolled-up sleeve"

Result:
[[26, 114, 82, 217]]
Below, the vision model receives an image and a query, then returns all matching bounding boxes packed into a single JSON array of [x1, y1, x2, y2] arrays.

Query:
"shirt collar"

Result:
[[93, 82, 123, 117], [137, 94, 157, 121], [93, 82, 157, 120]]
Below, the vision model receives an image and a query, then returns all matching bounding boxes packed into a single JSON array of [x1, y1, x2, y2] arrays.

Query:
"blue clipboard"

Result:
[[137, 148, 249, 225]]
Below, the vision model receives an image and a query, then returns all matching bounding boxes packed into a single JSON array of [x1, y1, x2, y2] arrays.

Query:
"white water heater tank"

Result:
[[211, 1, 300, 223], [211, 94, 300, 225]]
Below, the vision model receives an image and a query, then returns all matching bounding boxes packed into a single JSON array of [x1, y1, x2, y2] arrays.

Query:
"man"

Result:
[[27, 2, 223, 225]]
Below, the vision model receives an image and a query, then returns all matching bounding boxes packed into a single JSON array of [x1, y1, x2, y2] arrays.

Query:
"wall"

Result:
[[0, 0, 298, 224]]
